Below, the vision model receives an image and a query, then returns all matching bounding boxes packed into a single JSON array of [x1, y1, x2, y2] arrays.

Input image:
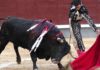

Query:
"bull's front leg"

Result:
[[14, 44, 21, 64], [58, 63, 65, 70], [30, 53, 38, 70]]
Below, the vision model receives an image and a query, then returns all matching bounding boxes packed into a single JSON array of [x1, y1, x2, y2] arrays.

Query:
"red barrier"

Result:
[[0, 0, 100, 24]]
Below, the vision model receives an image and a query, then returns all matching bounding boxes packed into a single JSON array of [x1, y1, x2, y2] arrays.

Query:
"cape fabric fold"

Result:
[[71, 35, 100, 70]]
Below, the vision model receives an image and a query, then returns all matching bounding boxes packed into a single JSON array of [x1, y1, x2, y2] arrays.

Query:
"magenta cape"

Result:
[[71, 35, 100, 70]]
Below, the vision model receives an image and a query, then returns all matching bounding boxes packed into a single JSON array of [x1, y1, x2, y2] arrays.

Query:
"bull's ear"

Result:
[[57, 37, 64, 43]]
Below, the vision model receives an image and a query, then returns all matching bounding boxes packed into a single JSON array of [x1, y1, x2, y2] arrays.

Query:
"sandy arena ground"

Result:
[[0, 38, 97, 70]]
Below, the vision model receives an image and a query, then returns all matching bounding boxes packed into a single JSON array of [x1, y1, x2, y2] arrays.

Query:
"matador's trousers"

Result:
[[69, 21, 85, 52]]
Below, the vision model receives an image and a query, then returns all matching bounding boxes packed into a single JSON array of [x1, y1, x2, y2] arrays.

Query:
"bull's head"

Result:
[[50, 37, 70, 64]]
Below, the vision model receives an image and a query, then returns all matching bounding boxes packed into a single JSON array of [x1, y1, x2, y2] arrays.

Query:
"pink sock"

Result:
[[77, 50, 84, 56]]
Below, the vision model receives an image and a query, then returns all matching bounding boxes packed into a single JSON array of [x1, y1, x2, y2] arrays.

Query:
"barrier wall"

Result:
[[0, 0, 99, 24]]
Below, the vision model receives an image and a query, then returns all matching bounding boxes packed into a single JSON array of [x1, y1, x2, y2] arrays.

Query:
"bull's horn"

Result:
[[57, 37, 64, 43]]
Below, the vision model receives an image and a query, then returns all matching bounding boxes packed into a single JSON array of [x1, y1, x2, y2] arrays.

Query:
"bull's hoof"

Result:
[[16, 57, 21, 64], [33, 67, 38, 70], [17, 60, 21, 64], [59, 67, 65, 70], [16, 60, 21, 64], [34, 69, 38, 70]]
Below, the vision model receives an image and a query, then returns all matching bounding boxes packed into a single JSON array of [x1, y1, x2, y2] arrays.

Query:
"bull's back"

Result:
[[0, 17, 35, 47]]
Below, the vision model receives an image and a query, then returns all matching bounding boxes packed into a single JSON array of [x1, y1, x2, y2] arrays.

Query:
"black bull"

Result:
[[0, 17, 70, 70]]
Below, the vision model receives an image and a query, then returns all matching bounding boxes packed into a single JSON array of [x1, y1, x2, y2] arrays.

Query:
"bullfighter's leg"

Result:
[[13, 44, 21, 64], [70, 22, 85, 56], [30, 53, 38, 70], [57, 63, 65, 70]]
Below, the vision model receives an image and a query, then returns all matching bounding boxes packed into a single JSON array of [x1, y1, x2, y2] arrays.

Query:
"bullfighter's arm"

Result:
[[82, 14, 100, 35], [82, 14, 97, 32]]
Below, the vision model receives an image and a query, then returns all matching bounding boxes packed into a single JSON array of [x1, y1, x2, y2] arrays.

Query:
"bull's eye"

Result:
[[57, 37, 64, 43]]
